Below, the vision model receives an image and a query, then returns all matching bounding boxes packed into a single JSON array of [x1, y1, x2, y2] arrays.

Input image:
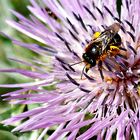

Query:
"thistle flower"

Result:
[[1, 0, 140, 139]]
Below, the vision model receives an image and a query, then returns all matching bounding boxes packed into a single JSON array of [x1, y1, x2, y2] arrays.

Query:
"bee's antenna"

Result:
[[70, 60, 84, 66]]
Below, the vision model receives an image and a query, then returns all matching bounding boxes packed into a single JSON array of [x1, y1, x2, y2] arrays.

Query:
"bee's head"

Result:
[[82, 53, 96, 67]]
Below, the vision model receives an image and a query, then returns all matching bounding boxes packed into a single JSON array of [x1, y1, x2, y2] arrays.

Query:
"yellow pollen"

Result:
[[92, 32, 101, 39], [138, 85, 140, 96], [105, 77, 113, 84], [110, 45, 120, 51], [86, 64, 91, 69]]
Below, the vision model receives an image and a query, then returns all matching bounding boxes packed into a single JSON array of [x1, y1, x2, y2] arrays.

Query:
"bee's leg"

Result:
[[110, 46, 127, 60], [81, 64, 90, 79], [98, 60, 104, 80], [110, 45, 120, 50], [116, 54, 127, 60], [110, 46, 120, 54], [104, 61, 113, 72], [85, 64, 91, 73], [119, 47, 127, 51]]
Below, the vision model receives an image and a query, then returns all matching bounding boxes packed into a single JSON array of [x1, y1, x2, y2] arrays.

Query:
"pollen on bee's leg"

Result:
[[109, 45, 120, 56], [110, 45, 120, 51], [92, 32, 101, 39], [105, 77, 113, 84], [137, 85, 140, 96]]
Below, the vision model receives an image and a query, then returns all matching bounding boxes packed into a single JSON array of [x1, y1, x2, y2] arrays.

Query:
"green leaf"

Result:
[[0, 130, 18, 140]]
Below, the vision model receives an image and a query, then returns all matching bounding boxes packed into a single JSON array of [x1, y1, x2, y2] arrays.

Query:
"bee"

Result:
[[82, 23, 122, 80]]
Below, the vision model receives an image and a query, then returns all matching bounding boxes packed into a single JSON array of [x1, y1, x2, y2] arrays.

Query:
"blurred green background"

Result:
[[0, 0, 41, 140]]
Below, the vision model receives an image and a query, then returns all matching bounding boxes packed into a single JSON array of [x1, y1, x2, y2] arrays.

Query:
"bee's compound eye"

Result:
[[91, 45, 99, 55], [90, 59, 94, 63], [82, 53, 87, 59], [90, 59, 96, 66], [91, 47, 96, 53]]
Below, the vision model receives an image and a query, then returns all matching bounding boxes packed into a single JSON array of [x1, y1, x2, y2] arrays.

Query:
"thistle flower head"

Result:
[[1, 0, 140, 139]]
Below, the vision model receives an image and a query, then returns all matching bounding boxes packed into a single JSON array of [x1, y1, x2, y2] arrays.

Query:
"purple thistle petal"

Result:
[[8, 57, 48, 72], [1, 0, 140, 139], [136, 121, 140, 139], [0, 78, 54, 88], [0, 69, 49, 79]]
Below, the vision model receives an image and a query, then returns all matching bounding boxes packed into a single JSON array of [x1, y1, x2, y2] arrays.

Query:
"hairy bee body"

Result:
[[82, 23, 122, 73]]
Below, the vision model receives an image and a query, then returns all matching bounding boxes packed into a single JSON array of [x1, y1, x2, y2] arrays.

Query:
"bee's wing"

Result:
[[91, 23, 120, 52], [92, 30, 112, 51], [101, 31, 117, 52], [93, 30, 111, 42], [89, 29, 117, 52]]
